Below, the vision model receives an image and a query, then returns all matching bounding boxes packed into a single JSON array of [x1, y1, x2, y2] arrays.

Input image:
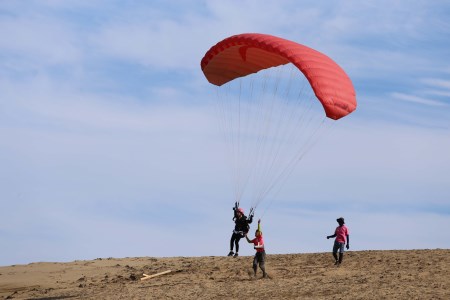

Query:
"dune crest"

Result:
[[1, 249, 449, 299]]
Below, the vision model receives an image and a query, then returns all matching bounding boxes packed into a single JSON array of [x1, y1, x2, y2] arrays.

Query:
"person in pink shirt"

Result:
[[245, 219, 267, 278], [326, 217, 350, 265]]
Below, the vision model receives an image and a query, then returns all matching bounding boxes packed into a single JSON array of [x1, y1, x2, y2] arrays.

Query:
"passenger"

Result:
[[228, 202, 253, 257]]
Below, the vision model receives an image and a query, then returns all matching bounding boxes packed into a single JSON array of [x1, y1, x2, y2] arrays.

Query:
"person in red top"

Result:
[[245, 219, 267, 278], [326, 217, 350, 265]]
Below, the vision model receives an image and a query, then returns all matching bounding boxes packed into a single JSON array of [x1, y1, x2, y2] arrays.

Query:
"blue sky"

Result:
[[1, 0, 449, 266]]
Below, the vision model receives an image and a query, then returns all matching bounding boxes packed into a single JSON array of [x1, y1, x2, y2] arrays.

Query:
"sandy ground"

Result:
[[1, 249, 449, 299]]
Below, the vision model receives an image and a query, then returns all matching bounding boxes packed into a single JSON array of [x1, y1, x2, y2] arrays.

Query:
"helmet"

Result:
[[238, 208, 245, 214]]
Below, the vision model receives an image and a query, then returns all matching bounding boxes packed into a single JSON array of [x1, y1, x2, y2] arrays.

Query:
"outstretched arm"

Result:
[[245, 234, 252, 243], [327, 233, 336, 239]]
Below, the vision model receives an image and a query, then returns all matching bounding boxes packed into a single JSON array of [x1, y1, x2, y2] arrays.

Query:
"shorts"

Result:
[[333, 241, 345, 254], [253, 251, 266, 268]]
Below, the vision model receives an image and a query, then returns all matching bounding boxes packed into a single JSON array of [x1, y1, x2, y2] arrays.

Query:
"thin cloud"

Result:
[[422, 78, 450, 90], [424, 90, 450, 98], [391, 92, 447, 107], [0, 15, 81, 66]]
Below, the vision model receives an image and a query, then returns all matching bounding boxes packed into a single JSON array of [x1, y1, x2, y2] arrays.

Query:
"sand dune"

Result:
[[1, 249, 449, 299]]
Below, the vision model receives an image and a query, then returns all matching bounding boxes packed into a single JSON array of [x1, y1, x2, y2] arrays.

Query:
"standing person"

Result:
[[326, 217, 350, 265], [228, 202, 253, 257], [245, 219, 267, 278]]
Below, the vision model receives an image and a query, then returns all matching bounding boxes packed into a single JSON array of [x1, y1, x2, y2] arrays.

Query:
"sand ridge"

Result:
[[1, 249, 449, 299]]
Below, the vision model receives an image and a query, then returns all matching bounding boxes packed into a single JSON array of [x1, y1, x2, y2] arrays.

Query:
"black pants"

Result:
[[230, 232, 243, 252], [253, 251, 266, 274]]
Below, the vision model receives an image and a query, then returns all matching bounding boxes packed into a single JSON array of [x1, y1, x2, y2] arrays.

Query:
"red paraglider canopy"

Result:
[[201, 33, 357, 120]]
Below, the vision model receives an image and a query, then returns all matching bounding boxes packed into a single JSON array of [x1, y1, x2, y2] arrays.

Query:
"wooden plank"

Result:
[[140, 270, 172, 281]]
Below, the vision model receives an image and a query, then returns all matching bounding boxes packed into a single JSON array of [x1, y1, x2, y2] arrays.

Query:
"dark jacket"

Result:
[[233, 210, 253, 233]]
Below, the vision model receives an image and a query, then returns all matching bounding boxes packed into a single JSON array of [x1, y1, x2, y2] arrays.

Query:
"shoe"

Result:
[[263, 272, 268, 278], [233, 253, 239, 258], [334, 260, 339, 265], [227, 251, 234, 256]]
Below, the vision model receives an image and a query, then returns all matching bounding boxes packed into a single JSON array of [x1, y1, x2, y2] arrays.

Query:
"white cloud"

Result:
[[0, 15, 81, 66], [422, 78, 450, 90], [391, 92, 447, 106], [424, 90, 450, 97]]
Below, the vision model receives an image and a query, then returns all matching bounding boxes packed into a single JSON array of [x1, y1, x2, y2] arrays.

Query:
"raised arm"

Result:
[[232, 202, 238, 220], [248, 214, 253, 224]]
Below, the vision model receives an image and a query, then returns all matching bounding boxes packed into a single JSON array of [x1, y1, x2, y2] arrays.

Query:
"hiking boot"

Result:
[[233, 253, 239, 258], [263, 272, 268, 278], [227, 251, 234, 256]]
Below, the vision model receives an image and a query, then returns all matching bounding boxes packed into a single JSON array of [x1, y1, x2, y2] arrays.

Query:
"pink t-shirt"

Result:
[[251, 236, 264, 252], [335, 225, 349, 243]]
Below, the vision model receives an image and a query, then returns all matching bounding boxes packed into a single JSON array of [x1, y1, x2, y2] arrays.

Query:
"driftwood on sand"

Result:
[[140, 270, 172, 281]]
